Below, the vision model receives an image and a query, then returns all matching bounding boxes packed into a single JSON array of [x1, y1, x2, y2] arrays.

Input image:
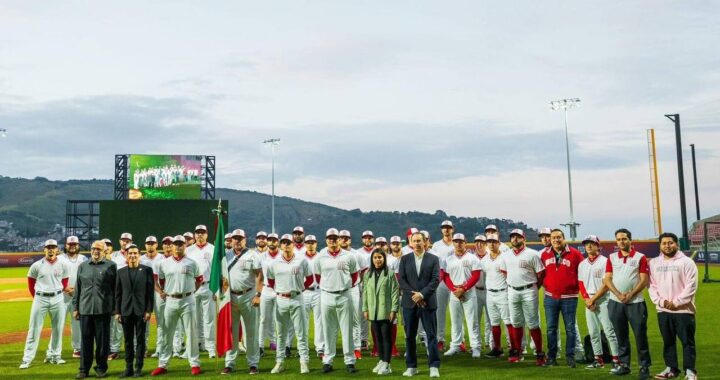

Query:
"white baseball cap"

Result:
[[183, 232, 194, 239], [280, 234, 293, 242], [293, 226, 304, 233], [162, 236, 174, 243], [194, 225, 208, 232], [103, 238, 113, 245], [145, 236, 158, 243], [339, 230, 351, 238], [474, 235, 487, 242], [256, 231, 268, 238], [538, 227, 552, 237], [66, 236, 79, 244], [509, 229, 525, 238], [362, 230, 374, 238], [375, 237, 387, 244], [44, 239, 58, 247], [485, 224, 498, 232], [486, 233, 500, 242], [120, 232, 133, 241], [224, 233, 233, 240], [231, 229, 246, 238], [582, 235, 601, 245], [452, 233, 466, 242], [173, 235, 185, 243], [421, 230, 430, 239], [267, 233, 279, 240], [390, 236, 402, 243], [441, 220, 453, 228], [305, 235, 317, 242], [326, 228, 339, 237]]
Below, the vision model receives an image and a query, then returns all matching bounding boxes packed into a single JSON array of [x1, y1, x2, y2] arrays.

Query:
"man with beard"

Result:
[[58, 235, 88, 359], [358, 230, 376, 352], [292, 226, 307, 255], [109, 233, 132, 360], [185, 225, 217, 358], [258, 233, 284, 356], [302, 235, 325, 358], [603, 228, 651, 379], [103, 239, 114, 260], [649, 232, 697, 380], [224, 233, 233, 250], [183, 232, 195, 248], [255, 231, 269, 253], [375, 237, 389, 254], [339, 229, 368, 360]]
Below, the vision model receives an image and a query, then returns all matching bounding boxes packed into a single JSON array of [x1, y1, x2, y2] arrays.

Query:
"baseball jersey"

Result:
[[356, 246, 375, 271], [387, 254, 400, 274], [293, 243, 307, 256], [111, 250, 128, 270], [260, 250, 281, 286], [431, 239, 454, 261], [401, 245, 414, 256], [498, 246, 544, 288], [185, 242, 214, 283], [480, 252, 507, 291], [158, 256, 201, 294], [444, 251, 482, 291], [59, 253, 88, 288], [314, 249, 358, 292], [28, 257, 70, 293], [303, 252, 321, 288], [606, 250, 649, 304], [226, 248, 262, 291], [267, 254, 311, 293], [578, 255, 608, 298], [140, 253, 163, 272], [474, 253, 487, 289]]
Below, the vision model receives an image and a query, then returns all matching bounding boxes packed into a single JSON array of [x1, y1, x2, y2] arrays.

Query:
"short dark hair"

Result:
[[550, 229, 565, 238], [658, 232, 679, 244], [614, 228, 632, 240]]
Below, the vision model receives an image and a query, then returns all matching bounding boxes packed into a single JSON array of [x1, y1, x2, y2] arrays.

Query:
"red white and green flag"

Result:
[[209, 201, 233, 357]]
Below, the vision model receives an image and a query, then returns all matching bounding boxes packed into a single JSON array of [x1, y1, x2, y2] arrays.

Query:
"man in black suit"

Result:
[[398, 231, 441, 378], [115, 244, 154, 378]]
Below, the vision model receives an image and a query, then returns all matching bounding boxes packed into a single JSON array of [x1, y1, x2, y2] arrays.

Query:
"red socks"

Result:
[[529, 327, 543, 353], [391, 324, 398, 348], [492, 326, 502, 350]]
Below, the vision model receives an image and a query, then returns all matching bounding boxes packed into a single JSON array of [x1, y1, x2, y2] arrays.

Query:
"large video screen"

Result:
[[128, 155, 202, 200]]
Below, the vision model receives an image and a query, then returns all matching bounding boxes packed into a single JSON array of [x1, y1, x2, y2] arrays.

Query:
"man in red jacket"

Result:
[[540, 229, 584, 368]]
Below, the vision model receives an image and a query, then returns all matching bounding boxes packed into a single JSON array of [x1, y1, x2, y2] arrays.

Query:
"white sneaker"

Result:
[[429, 367, 440, 378], [378, 363, 392, 375], [685, 369, 697, 380], [151, 352, 159, 358], [403, 368, 418, 377], [443, 347, 460, 356], [238, 341, 247, 354], [43, 357, 53, 364], [373, 361, 385, 373], [271, 362, 285, 374], [54, 358, 66, 364], [19, 362, 30, 369], [300, 361, 309, 374], [471, 349, 481, 358]]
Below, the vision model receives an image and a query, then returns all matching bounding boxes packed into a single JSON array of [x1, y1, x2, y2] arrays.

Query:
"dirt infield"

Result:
[[0, 325, 71, 344], [0, 289, 31, 302], [0, 278, 24, 285]]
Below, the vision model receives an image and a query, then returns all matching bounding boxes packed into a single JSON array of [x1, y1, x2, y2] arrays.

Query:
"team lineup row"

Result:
[[18, 222, 697, 380]]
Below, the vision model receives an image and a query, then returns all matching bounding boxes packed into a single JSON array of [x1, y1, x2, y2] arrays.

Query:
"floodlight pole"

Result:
[[665, 114, 689, 243], [0, 128, 7, 138], [551, 98, 581, 240], [690, 144, 700, 221], [263, 138, 281, 233]]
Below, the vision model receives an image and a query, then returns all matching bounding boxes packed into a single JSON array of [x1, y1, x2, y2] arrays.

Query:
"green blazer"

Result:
[[362, 269, 400, 321]]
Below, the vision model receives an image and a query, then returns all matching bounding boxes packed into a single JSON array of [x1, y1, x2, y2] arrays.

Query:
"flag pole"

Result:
[[214, 199, 221, 370]]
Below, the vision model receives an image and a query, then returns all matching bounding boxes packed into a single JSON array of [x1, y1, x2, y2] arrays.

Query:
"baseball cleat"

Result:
[[73, 351, 81, 358], [55, 358, 67, 364], [300, 362, 309, 374], [190, 366, 201, 376], [443, 347, 460, 356], [270, 362, 285, 374], [151, 367, 168, 376], [19, 362, 30, 369]]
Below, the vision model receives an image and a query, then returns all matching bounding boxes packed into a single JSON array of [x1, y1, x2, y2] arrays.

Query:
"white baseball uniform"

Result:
[[481, 252, 511, 348], [267, 254, 312, 364], [56, 253, 87, 353], [303, 252, 325, 354], [499, 247, 544, 329], [432, 239, 455, 345], [185, 242, 216, 355], [352, 247, 372, 350], [258, 250, 289, 349], [22, 257, 69, 364], [225, 248, 262, 369], [314, 248, 358, 366], [578, 255, 619, 358], [109, 250, 128, 353], [157, 255, 202, 368], [444, 251, 482, 351], [141, 253, 165, 355]]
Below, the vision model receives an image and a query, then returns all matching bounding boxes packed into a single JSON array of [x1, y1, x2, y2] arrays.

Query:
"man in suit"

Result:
[[115, 244, 154, 378], [398, 231, 441, 378]]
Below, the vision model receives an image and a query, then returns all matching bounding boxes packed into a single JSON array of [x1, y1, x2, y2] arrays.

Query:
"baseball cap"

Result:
[[339, 230, 351, 238], [326, 228, 339, 237], [485, 224, 498, 232], [293, 226, 304, 233], [224, 233, 232, 240], [256, 231, 268, 238], [305, 235, 317, 242], [452, 233, 466, 242], [231, 229, 246, 238], [172, 235, 185, 244], [441, 220, 453, 228], [66, 236, 79, 244], [126, 243, 138, 250], [120, 232, 133, 241], [390, 236, 402, 243], [267, 233, 279, 240], [162, 236, 173, 243], [582, 235, 601, 245], [44, 239, 58, 247], [362, 230, 374, 238], [375, 237, 387, 244], [145, 236, 158, 243], [103, 238, 113, 245], [406, 227, 419, 237], [509, 229, 526, 238], [280, 234, 293, 242], [421, 230, 430, 239], [538, 227, 552, 237], [194, 225, 208, 232], [486, 233, 500, 242], [183, 232, 194, 239], [474, 235, 487, 242]]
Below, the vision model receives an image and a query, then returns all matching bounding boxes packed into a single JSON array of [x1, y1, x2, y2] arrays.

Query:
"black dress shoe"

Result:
[[285, 346, 292, 358], [133, 369, 143, 377], [543, 358, 558, 367], [346, 364, 357, 373], [95, 370, 108, 378], [567, 357, 576, 368], [322, 364, 333, 373], [75, 373, 88, 379], [119, 369, 133, 378]]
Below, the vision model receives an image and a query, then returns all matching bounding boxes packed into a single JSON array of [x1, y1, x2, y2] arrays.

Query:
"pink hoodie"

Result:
[[649, 251, 697, 314]]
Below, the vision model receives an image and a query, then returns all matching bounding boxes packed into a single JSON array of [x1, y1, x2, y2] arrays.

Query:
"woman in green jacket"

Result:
[[363, 249, 400, 375]]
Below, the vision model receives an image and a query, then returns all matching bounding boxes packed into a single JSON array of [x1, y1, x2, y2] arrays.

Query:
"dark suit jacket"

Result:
[[115, 264, 154, 317], [74, 259, 117, 315], [398, 251, 440, 310]]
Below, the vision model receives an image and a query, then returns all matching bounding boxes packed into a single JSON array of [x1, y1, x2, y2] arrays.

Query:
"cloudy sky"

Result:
[[1, 1, 719, 239]]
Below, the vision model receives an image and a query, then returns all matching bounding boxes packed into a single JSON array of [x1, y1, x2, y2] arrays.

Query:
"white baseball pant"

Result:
[[474, 289, 492, 347], [584, 297, 619, 357], [110, 314, 123, 353], [159, 295, 200, 368], [50, 294, 80, 353], [194, 284, 216, 355], [152, 292, 166, 356], [436, 282, 451, 343], [303, 288, 325, 353], [351, 286, 362, 350], [486, 289, 511, 348], [508, 286, 540, 329], [321, 290, 355, 365], [275, 294, 310, 363], [224, 291, 260, 368], [449, 292, 481, 351], [22, 293, 66, 363]]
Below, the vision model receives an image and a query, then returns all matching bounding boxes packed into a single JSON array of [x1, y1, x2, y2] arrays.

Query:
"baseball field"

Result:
[[0, 266, 716, 379]]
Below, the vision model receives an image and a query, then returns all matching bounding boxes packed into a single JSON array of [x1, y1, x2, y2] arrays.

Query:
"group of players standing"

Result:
[[19, 221, 698, 380]]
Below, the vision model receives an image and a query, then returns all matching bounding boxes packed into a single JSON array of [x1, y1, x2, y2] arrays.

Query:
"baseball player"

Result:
[[292, 226, 307, 255], [472, 234, 493, 350], [498, 229, 546, 365], [578, 234, 619, 369], [185, 224, 217, 358], [109, 232, 132, 360], [57, 235, 87, 359], [224, 233, 233, 250], [183, 232, 195, 247], [387, 236, 402, 357], [339, 229, 367, 360], [152, 236, 175, 358], [431, 221, 455, 352], [480, 233, 511, 358], [221, 229, 262, 375], [401, 228, 418, 256], [140, 236, 164, 358], [259, 233, 292, 357], [255, 231, 269, 253], [103, 239, 114, 260], [442, 233, 482, 358], [152, 235, 204, 376], [314, 228, 359, 373], [357, 230, 376, 352], [302, 235, 325, 357], [485, 225, 511, 253], [267, 234, 314, 374], [374, 237, 389, 254], [19, 239, 70, 368]]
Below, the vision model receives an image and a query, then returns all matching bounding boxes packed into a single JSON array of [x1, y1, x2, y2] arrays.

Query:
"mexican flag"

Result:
[[210, 202, 232, 357]]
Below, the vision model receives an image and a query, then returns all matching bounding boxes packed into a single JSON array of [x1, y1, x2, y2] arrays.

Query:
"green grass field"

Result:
[[1, 266, 717, 379]]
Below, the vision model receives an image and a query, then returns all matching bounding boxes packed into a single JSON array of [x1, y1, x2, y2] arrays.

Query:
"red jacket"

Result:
[[541, 245, 583, 300]]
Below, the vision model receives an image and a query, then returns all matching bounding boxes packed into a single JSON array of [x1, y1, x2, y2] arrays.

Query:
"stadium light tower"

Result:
[[263, 138, 281, 233], [0, 128, 7, 138], [550, 98, 581, 240]]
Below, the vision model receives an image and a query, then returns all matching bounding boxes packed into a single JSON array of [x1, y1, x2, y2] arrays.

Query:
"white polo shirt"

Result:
[[578, 255, 608, 297], [498, 246, 544, 288], [28, 257, 69, 293], [59, 253, 87, 288], [158, 255, 201, 294], [314, 249, 358, 292], [267, 253, 311, 294], [444, 251, 482, 293], [227, 248, 262, 291], [480, 252, 507, 291], [185, 242, 214, 283], [606, 250, 649, 304]]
